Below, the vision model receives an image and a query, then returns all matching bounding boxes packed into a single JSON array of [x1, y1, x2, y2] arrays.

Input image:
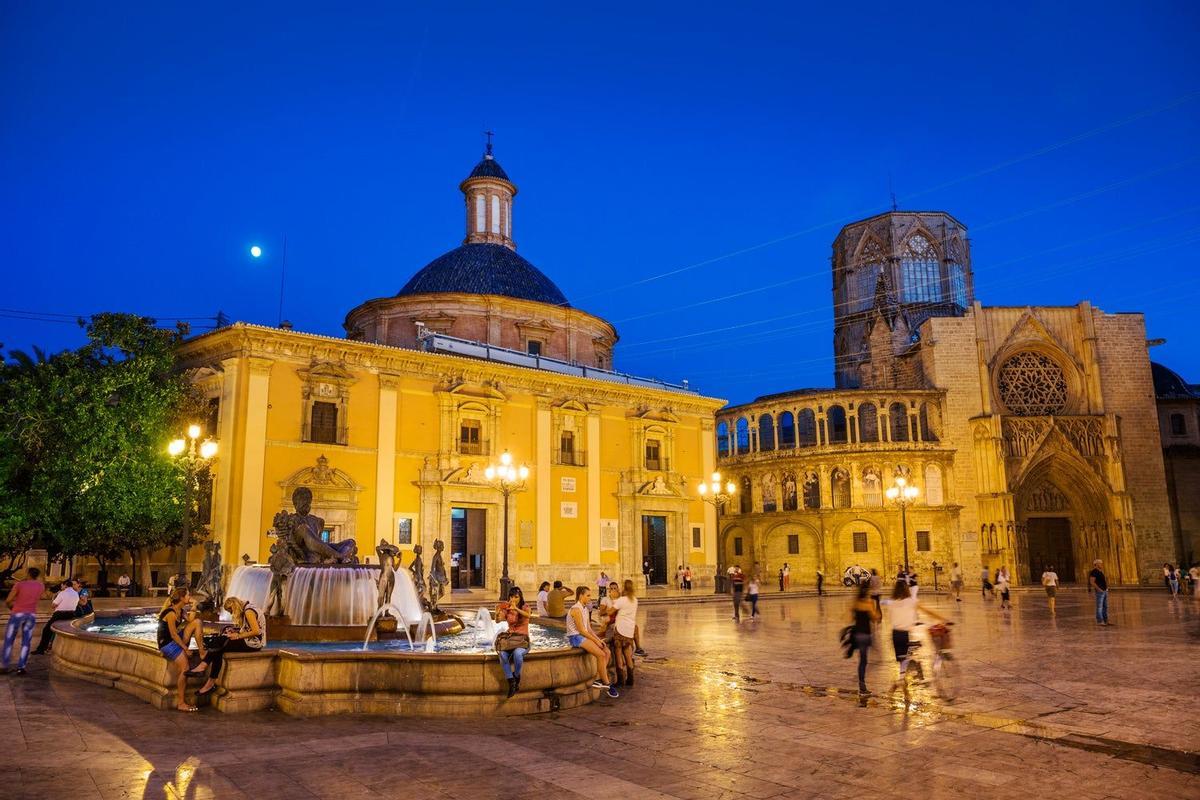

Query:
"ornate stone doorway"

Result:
[[1025, 517, 1075, 584]]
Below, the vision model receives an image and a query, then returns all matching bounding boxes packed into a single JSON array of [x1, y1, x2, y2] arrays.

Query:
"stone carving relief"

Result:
[[1024, 483, 1068, 513]]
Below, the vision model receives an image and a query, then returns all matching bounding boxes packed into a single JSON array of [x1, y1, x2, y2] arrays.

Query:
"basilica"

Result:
[[169, 150, 1187, 591]]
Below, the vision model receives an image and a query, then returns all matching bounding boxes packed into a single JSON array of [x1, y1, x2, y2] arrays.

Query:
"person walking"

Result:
[[849, 582, 880, 695], [980, 565, 993, 599], [778, 567, 784, 592], [2, 567, 45, 675], [1041, 565, 1059, 615], [868, 569, 883, 615], [1167, 565, 1181, 598], [885, 580, 947, 692], [33, 577, 80, 656], [949, 562, 963, 602], [816, 569, 824, 596], [782, 563, 791, 591], [729, 565, 746, 621], [1089, 559, 1111, 626], [996, 566, 1011, 610], [747, 574, 761, 618], [907, 569, 920, 601]]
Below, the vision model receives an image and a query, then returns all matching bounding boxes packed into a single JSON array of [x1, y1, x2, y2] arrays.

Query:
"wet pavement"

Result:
[[1, 588, 1197, 799]]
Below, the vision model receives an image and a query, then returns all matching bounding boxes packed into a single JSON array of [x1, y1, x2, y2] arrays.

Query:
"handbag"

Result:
[[494, 631, 530, 653]]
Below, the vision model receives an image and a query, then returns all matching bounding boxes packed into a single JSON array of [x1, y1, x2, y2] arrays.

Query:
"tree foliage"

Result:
[[0, 313, 203, 573]]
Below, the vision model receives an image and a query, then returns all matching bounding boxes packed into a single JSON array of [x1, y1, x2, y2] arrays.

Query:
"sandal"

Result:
[[176, 704, 198, 712]]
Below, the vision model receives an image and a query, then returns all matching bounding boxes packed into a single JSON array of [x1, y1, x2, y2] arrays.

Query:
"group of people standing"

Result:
[[1162, 562, 1200, 598]]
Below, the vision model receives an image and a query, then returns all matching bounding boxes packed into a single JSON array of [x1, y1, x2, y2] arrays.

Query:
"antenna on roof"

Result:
[[888, 172, 898, 212], [483, 129, 495, 158]]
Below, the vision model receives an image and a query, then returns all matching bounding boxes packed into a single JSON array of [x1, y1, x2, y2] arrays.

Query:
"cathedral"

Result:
[[163, 151, 1186, 591], [716, 211, 1177, 586]]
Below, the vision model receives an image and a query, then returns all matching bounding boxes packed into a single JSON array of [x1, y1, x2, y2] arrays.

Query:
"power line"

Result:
[[570, 89, 1200, 304]]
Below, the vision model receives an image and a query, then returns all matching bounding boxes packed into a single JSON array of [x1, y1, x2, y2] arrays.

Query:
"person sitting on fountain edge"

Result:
[[494, 586, 531, 698], [566, 586, 619, 698], [195, 596, 266, 697], [545, 580, 569, 619]]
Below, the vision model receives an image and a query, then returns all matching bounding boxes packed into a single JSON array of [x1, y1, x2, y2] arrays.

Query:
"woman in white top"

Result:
[[611, 579, 639, 687], [995, 566, 1011, 609], [884, 579, 946, 689], [1041, 566, 1059, 614], [566, 586, 618, 698], [536, 582, 550, 616]]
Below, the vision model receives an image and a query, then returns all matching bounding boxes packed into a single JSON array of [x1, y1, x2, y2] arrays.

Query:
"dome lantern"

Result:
[[460, 132, 517, 250]]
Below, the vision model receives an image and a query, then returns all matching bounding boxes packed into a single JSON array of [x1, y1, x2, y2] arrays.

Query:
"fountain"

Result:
[[48, 487, 596, 717]]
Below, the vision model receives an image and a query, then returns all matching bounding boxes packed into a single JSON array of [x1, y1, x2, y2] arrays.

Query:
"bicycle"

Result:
[[895, 622, 959, 702]]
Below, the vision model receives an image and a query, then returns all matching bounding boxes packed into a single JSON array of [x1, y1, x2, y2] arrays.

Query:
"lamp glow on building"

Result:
[[485, 450, 529, 601], [168, 424, 218, 585], [698, 472, 737, 593], [885, 474, 920, 571]]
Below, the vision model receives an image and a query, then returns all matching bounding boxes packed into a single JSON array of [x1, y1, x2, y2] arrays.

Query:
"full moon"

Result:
[[250, 245, 262, 258]]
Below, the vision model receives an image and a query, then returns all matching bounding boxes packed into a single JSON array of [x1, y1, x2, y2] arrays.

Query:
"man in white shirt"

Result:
[[117, 573, 131, 598], [1041, 565, 1059, 615], [34, 577, 81, 655], [950, 562, 963, 602]]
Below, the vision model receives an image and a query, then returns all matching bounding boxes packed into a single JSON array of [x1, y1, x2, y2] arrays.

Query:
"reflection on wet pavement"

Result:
[[1, 588, 1197, 798]]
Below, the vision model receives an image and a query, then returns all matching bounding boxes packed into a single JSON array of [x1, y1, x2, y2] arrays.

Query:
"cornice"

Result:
[[178, 324, 725, 415]]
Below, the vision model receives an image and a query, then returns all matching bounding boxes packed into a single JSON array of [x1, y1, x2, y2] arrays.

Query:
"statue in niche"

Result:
[[375, 539, 400, 611], [271, 486, 358, 564], [409, 543, 427, 602], [427, 539, 448, 610], [266, 539, 294, 616], [199, 541, 224, 607]]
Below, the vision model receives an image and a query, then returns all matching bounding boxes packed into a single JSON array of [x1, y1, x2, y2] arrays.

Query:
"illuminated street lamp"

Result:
[[885, 474, 920, 571], [168, 424, 218, 586], [485, 450, 529, 601], [698, 472, 737, 593]]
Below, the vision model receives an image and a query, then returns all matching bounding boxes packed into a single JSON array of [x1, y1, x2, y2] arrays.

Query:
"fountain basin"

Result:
[[52, 608, 596, 717]]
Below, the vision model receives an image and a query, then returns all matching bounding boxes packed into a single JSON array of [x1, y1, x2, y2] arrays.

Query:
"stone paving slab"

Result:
[[1, 588, 1198, 799]]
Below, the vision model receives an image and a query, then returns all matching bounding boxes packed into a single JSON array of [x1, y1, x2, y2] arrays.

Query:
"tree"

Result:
[[0, 313, 204, 584]]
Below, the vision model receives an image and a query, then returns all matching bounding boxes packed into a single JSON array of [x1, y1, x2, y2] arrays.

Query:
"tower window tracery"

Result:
[[900, 233, 941, 303], [997, 351, 1069, 416]]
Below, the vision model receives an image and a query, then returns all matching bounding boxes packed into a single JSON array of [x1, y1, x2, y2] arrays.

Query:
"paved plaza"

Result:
[[1, 589, 1197, 799]]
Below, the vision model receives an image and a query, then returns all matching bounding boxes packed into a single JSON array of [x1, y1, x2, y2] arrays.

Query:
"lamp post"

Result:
[[885, 474, 919, 571], [168, 424, 218, 587], [697, 471, 738, 594], [485, 450, 529, 601]]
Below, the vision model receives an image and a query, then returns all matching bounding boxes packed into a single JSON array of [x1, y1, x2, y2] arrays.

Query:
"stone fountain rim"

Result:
[[69, 606, 576, 662]]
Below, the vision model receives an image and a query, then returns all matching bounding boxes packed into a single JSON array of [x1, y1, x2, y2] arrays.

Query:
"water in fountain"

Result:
[[226, 565, 378, 626], [471, 607, 505, 647]]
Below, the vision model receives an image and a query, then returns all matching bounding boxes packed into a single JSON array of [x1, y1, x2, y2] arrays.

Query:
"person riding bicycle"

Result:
[[883, 579, 947, 692]]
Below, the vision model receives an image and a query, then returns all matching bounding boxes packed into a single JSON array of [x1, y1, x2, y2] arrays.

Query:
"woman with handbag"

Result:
[[494, 586, 531, 698]]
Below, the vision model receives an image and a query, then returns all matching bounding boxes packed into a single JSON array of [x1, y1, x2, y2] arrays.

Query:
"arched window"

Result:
[[803, 471, 821, 509], [827, 405, 848, 444], [797, 409, 818, 447], [778, 411, 795, 448], [475, 194, 486, 233], [716, 421, 730, 458], [924, 464, 944, 505], [831, 468, 851, 509], [505, 199, 512, 237], [889, 402, 910, 442], [949, 263, 967, 307], [735, 418, 750, 455], [919, 403, 939, 442], [781, 472, 798, 511], [862, 468, 882, 506], [740, 476, 753, 513], [858, 403, 879, 443], [758, 414, 775, 451], [900, 233, 941, 303], [851, 239, 886, 313], [490, 195, 501, 234]]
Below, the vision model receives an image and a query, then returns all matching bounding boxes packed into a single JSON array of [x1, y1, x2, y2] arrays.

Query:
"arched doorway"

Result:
[[1013, 455, 1119, 585]]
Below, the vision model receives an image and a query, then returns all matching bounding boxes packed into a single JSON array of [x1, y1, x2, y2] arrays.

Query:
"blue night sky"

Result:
[[2, 2, 1198, 403]]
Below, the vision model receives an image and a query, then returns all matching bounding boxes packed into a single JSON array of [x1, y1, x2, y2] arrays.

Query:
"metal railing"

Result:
[[456, 438, 490, 456], [554, 449, 587, 466], [302, 422, 348, 446]]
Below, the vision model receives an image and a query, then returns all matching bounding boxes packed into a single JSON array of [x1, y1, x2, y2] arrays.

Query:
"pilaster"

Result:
[[374, 374, 400, 542], [237, 357, 273, 562], [536, 398, 552, 565], [587, 411, 602, 564]]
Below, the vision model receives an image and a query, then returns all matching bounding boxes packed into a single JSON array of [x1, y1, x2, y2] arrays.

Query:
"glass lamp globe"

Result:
[[199, 440, 218, 459], [168, 439, 186, 456], [485, 466, 496, 481], [500, 451, 512, 466], [518, 465, 529, 480], [726, 481, 737, 494], [187, 424, 202, 439], [697, 483, 708, 496], [885, 486, 899, 501]]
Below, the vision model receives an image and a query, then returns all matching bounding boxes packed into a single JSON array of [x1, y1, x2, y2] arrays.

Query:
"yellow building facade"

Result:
[[179, 149, 724, 592]]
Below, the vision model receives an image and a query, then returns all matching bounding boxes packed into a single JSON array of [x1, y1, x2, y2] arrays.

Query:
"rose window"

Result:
[[997, 351, 1068, 416]]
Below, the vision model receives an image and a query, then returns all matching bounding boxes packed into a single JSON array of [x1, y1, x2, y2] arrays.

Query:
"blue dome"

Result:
[[398, 243, 569, 307], [465, 156, 510, 182]]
